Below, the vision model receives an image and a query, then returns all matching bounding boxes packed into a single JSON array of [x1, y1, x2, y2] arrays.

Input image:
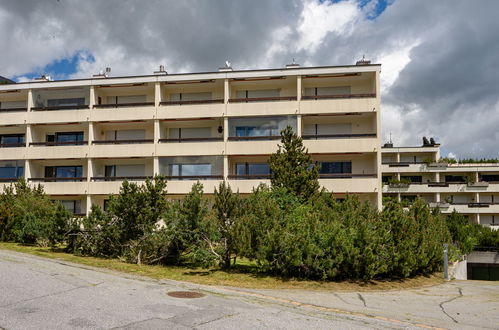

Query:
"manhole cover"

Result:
[[167, 291, 205, 299]]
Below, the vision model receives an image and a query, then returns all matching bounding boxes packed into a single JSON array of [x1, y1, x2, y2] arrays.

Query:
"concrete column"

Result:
[[86, 195, 92, 215], [296, 114, 302, 136], [25, 124, 32, 147], [153, 156, 160, 176], [435, 172, 440, 183], [223, 117, 228, 142], [154, 82, 161, 107], [397, 193, 401, 202], [24, 160, 32, 180], [436, 192, 441, 203], [395, 152, 400, 163], [154, 119, 160, 142], [87, 159, 93, 182], [88, 122, 94, 144], [474, 171, 479, 182], [27, 89, 33, 112], [224, 78, 230, 104], [296, 75, 302, 101], [223, 155, 229, 181], [89, 86, 95, 108]]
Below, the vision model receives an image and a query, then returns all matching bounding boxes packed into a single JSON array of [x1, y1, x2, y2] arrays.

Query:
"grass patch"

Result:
[[0, 242, 444, 291]]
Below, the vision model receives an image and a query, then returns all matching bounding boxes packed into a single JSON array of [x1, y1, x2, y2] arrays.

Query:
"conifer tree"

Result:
[[269, 126, 320, 202]]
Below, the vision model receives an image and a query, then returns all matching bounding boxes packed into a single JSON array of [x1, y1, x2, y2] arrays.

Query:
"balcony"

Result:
[[302, 133, 376, 140], [26, 144, 88, 159], [31, 105, 90, 111], [90, 176, 151, 181], [303, 137, 377, 154], [319, 176, 379, 193], [157, 137, 224, 156], [28, 177, 87, 182], [160, 99, 224, 106], [29, 141, 88, 146], [0, 107, 27, 112], [89, 141, 154, 158], [90, 104, 155, 121], [93, 102, 154, 109], [227, 99, 298, 117], [299, 95, 377, 115]]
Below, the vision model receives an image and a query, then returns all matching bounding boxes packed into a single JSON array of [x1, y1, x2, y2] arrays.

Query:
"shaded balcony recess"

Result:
[[29, 141, 88, 146], [228, 96, 297, 103], [31, 105, 90, 111], [91, 176, 151, 181], [93, 102, 154, 108], [302, 133, 376, 139], [0, 107, 27, 112], [0, 178, 23, 182], [164, 175, 224, 180], [92, 139, 154, 144], [319, 173, 377, 179], [228, 135, 281, 141], [28, 177, 87, 182], [160, 99, 224, 106], [159, 137, 224, 143], [301, 93, 376, 100], [468, 203, 491, 208], [228, 174, 271, 180], [0, 142, 25, 148]]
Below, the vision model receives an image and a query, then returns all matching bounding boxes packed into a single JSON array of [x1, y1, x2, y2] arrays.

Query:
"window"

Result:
[[57, 200, 81, 214], [445, 175, 465, 183], [45, 166, 83, 179], [235, 126, 276, 137], [49, 132, 84, 143], [0, 134, 24, 147], [105, 130, 145, 141], [170, 92, 212, 101], [169, 127, 212, 139], [169, 164, 211, 177], [235, 89, 280, 99], [0, 161, 24, 179], [320, 162, 352, 174], [382, 176, 391, 183], [401, 175, 422, 183], [235, 163, 270, 176], [481, 174, 499, 182], [304, 86, 351, 97], [107, 95, 146, 104], [105, 165, 116, 177], [47, 98, 85, 107]]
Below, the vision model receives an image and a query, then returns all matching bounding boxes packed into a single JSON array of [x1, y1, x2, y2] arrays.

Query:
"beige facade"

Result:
[[382, 145, 499, 229], [0, 64, 382, 215]]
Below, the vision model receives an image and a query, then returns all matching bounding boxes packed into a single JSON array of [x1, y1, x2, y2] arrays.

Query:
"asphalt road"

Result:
[[0, 249, 498, 330]]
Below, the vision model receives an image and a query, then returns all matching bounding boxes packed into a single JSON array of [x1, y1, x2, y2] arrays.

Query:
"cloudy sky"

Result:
[[1, 0, 498, 158]]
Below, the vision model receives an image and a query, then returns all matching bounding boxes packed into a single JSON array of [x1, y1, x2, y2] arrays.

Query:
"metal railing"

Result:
[[0, 142, 25, 148], [0, 108, 27, 112], [92, 139, 154, 145], [164, 175, 223, 180], [159, 137, 223, 143], [228, 135, 281, 141], [91, 176, 151, 181], [31, 105, 89, 111], [228, 96, 297, 103], [302, 133, 376, 140], [29, 141, 88, 146], [28, 177, 87, 182], [319, 173, 377, 179], [93, 102, 154, 108], [160, 99, 224, 106], [228, 174, 271, 180], [301, 93, 376, 100]]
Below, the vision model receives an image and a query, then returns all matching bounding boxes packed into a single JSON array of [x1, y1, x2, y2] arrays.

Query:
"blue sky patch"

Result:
[[13, 50, 95, 82], [324, 0, 392, 20]]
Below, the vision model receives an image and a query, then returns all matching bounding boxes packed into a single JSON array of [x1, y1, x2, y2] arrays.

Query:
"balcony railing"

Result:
[[160, 99, 224, 106], [228, 174, 271, 180], [302, 133, 376, 140], [0, 107, 27, 112], [468, 202, 491, 208], [0, 142, 25, 148], [92, 139, 154, 145], [0, 177, 23, 182], [31, 105, 90, 111], [301, 93, 376, 100], [29, 141, 88, 146], [91, 176, 151, 181], [164, 175, 223, 180], [28, 177, 87, 182], [319, 173, 377, 179], [159, 137, 224, 143], [93, 102, 154, 109], [228, 96, 297, 103], [228, 135, 281, 141], [382, 162, 424, 167]]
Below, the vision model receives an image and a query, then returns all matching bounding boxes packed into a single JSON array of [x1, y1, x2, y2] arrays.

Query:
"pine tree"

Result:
[[269, 126, 320, 202]]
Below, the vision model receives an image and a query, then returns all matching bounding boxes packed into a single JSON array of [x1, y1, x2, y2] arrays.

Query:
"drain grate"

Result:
[[167, 291, 205, 299]]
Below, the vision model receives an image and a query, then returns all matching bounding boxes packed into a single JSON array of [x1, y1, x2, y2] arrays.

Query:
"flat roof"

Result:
[[0, 64, 381, 91]]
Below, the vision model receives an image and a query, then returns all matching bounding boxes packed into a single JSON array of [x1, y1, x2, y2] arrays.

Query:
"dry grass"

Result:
[[0, 242, 444, 292]]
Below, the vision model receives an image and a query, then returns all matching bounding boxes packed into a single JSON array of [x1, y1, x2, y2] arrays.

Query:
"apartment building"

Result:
[[0, 63, 382, 215], [382, 143, 499, 228]]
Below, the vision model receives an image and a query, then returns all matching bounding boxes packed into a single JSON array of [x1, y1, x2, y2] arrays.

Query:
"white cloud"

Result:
[[296, 0, 360, 53]]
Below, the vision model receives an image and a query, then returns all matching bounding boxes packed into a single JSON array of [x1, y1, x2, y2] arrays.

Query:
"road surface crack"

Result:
[[439, 287, 463, 324], [357, 293, 367, 307], [0, 285, 87, 308]]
